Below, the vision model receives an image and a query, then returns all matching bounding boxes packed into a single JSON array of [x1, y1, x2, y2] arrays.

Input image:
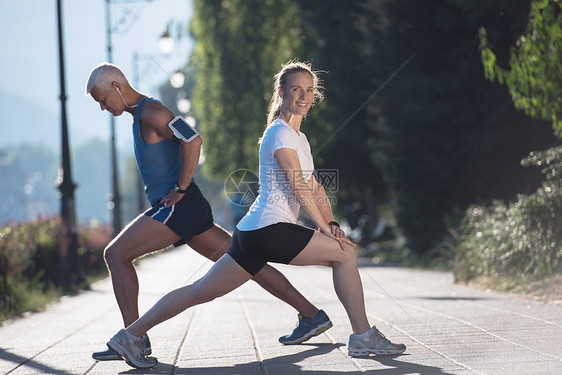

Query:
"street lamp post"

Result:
[[55, 0, 79, 286], [104, 0, 158, 236], [105, 0, 122, 237], [132, 50, 148, 214], [130, 27, 178, 213]]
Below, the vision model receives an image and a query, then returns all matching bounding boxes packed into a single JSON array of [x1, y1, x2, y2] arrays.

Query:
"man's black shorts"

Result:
[[144, 183, 214, 242]]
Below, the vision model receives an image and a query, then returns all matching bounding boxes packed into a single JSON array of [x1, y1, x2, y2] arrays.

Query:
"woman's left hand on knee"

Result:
[[336, 237, 357, 255]]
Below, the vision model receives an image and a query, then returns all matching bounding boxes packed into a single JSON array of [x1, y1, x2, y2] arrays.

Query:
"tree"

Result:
[[185, 0, 558, 258], [295, 0, 389, 246], [454, 0, 562, 283], [354, 0, 556, 255], [480, 0, 562, 136], [189, 0, 302, 177]]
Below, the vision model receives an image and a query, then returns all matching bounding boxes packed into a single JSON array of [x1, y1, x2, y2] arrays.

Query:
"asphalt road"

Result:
[[0, 245, 560, 374]]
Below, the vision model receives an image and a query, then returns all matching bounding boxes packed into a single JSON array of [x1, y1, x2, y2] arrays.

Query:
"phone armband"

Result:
[[168, 116, 199, 143]]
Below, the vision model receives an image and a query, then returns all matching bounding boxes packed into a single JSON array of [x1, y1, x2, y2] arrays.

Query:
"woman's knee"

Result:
[[343, 242, 358, 260], [329, 243, 358, 268]]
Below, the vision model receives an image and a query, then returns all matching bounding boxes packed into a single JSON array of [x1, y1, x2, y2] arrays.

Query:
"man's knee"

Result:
[[103, 244, 117, 266], [103, 243, 131, 267]]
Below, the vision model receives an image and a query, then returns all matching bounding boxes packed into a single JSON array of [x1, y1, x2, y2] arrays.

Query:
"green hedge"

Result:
[[454, 145, 562, 286], [0, 217, 110, 320]]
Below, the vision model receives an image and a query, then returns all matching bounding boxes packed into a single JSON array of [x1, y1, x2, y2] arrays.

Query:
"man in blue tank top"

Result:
[[85, 63, 332, 361]]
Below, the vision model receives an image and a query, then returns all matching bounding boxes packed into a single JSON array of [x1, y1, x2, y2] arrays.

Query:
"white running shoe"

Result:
[[107, 329, 157, 369], [348, 326, 406, 356], [93, 333, 151, 361]]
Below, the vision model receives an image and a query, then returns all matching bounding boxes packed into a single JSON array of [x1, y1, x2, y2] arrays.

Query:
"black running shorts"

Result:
[[227, 222, 315, 276], [144, 183, 214, 242]]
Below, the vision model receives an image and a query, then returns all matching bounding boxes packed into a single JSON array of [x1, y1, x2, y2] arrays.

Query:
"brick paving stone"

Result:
[[0, 246, 560, 374]]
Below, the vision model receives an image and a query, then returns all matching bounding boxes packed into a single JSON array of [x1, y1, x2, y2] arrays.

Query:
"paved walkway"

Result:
[[0, 245, 560, 374]]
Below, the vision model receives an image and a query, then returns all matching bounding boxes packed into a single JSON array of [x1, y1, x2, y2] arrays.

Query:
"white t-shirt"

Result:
[[237, 118, 315, 230]]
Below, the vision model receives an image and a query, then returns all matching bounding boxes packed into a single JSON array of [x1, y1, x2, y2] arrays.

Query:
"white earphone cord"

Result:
[[116, 87, 139, 109]]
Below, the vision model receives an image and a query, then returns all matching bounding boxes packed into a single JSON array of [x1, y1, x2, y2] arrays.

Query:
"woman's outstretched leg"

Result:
[[107, 254, 252, 368], [188, 224, 321, 319], [127, 254, 252, 337]]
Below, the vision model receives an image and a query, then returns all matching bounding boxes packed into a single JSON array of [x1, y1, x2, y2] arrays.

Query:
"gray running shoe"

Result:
[[348, 326, 406, 356], [107, 329, 157, 369], [93, 333, 151, 360], [92, 348, 121, 361], [142, 334, 152, 356]]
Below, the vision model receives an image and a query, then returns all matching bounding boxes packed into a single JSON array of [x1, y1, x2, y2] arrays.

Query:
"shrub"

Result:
[[0, 217, 110, 320], [454, 145, 562, 286]]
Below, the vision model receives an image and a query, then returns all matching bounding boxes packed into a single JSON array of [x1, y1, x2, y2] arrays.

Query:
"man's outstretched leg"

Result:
[[187, 224, 332, 344], [93, 214, 180, 360]]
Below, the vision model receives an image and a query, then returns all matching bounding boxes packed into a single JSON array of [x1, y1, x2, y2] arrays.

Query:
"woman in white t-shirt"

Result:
[[105, 61, 406, 369]]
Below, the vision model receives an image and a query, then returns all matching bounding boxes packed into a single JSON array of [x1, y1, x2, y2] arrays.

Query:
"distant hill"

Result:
[[0, 87, 59, 151]]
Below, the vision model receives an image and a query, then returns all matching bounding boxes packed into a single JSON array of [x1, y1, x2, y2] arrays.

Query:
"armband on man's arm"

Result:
[[168, 116, 199, 143]]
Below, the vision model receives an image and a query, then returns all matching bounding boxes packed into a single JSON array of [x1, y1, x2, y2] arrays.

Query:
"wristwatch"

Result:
[[174, 183, 189, 194]]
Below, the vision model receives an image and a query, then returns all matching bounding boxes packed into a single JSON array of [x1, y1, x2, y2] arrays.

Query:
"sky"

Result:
[[0, 0, 193, 153]]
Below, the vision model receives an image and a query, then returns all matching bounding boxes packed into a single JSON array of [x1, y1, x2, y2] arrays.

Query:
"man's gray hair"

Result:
[[85, 62, 129, 95]]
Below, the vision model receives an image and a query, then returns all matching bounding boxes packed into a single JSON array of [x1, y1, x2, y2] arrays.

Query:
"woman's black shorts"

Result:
[[227, 222, 315, 276]]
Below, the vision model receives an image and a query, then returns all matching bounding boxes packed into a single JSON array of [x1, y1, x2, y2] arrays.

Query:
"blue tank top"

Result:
[[133, 97, 191, 206]]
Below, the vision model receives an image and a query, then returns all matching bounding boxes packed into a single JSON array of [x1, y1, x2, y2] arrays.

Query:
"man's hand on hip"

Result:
[[160, 190, 184, 207]]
